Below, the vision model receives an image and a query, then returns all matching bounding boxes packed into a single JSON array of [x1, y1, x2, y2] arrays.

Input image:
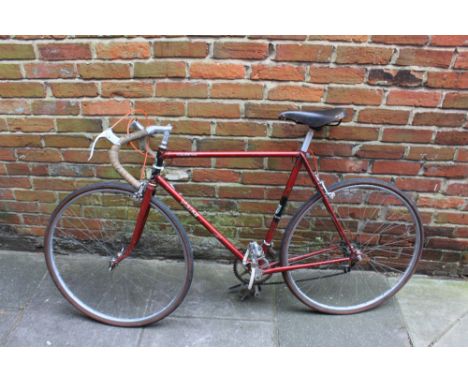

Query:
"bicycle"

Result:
[[44, 108, 424, 327]]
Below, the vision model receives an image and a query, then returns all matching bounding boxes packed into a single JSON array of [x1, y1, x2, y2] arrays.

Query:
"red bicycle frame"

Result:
[[122, 148, 355, 275]]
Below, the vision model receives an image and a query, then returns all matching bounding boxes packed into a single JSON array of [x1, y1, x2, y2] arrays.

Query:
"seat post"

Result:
[[300, 129, 314, 152]]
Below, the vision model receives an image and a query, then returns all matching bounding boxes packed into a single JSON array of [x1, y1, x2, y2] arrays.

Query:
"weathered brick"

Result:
[[358, 108, 410, 125], [156, 82, 207, 98], [251, 64, 305, 81], [101, 81, 153, 98], [328, 126, 379, 141], [367, 69, 424, 87], [355, 144, 405, 159], [0, 149, 16, 161], [336, 46, 394, 65], [159, 119, 211, 135], [134, 61, 186, 78], [188, 102, 240, 119], [0, 100, 30, 115], [43, 135, 91, 148], [38, 43, 91, 60], [309, 66, 365, 84], [154, 41, 209, 58], [371, 35, 429, 45], [212, 83, 264, 100], [435, 130, 468, 146], [16, 148, 63, 162], [216, 122, 267, 137], [134, 101, 185, 116], [327, 87, 383, 105], [442, 92, 468, 109], [426, 72, 468, 89], [0, 64, 22, 79], [82, 100, 132, 115], [96, 41, 151, 59], [446, 183, 468, 196], [275, 44, 333, 62], [424, 164, 468, 178], [7, 118, 54, 132], [418, 197, 465, 210], [56, 118, 102, 133], [407, 146, 455, 161], [213, 42, 269, 60], [268, 85, 323, 102], [190, 62, 245, 79], [215, 157, 263, 169], [308, 35, 368, 42], [320, 158, 368, 173], [0, 43, 35, 59], [23, 63, 76, 79], [436, 212, 468, 225], [373, 161, 421, 175], [32, 100, 80, 115], [245, 103, 298, 119], [50, 82, 99, 98], [396, 178, 442, 193], [413, 112, 465, 127], [430, 35, 468, 46], [387, 90, 441, 107], [454, 52, 468, 69], [0, 82, 45, 98], [382, 128, 433, 143], [0, 176, 32, 188], [78, 63, 131, 79], [192, 169, 241, 183], [396, 48, 453, 68]]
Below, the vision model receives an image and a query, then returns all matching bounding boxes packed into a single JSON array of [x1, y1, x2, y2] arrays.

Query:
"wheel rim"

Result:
[[46, 186, 191, 325], [283, 182, 423, 313]]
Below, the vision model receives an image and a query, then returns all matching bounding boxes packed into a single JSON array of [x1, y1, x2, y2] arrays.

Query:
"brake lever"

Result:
[[88, 128, 121, 161]]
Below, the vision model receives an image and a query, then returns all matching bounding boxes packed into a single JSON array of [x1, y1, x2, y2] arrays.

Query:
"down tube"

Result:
[[155, 175, 245, 261]]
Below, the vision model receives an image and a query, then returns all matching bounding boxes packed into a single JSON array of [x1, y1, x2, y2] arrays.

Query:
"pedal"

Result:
[[238, 284, 262, 301]]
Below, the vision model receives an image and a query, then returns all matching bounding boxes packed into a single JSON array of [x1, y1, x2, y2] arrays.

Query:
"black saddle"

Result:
[[279, 108, 346, 130]]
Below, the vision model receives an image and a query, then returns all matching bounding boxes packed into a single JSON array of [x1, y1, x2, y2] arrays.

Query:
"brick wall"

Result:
[[0, 35, 467, 276]]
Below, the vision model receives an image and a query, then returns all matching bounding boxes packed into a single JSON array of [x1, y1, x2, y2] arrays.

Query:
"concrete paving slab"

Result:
[[174, 261, 276, 320], [396, 276, 468, 347], [435, 312, 468, 347], [0, 251, 47, 309], [140, 316, 276, 346], [4, 276, 143, 347], [0, 308, 21, 345], [276, 284, 410, 346]]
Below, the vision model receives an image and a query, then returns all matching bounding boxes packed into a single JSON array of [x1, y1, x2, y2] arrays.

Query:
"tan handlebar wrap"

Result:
[[109, 129, 151, 189]]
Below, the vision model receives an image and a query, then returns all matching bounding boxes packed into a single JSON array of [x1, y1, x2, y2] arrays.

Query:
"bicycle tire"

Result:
[[44, 182, 193, 327], [280, 178, 424, 314]]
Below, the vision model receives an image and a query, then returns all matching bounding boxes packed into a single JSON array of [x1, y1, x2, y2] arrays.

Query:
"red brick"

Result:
[[154, 41, 208, 58], [24, 63, 76, 79], [328, 126, 379, 141], [407, 146, 455, 161], [7, 118, 54, 132], [56, 118, 102, 133], [355, 144, 405, 159], [358, 108, 410, 125], [436, 212, 468, 225], [268, 85, 323, 102], [190, 62, 245, 79], [32, 100, 79, 115], [192, 169, 241, 183], [134, 61, 186, 78], [188, 102, 240, 119], [0, 43, 35, 59], [426, 72, 468, 89], [308, 35, 368, 42], [16, 148, 63, 162], [0, 82, 45, 98], [214, 42, 269, 60], [418, 197, 465, 210], [336, 46, 394, 65], [82, 100, 132, 115], [215, 157, 263, 169], [382, 128, 433, 143], [33, 177, 77, 191], [424, 164, 468, 178], [78, 63, 131, 79], [387, 90, 441, 107], [212, 83, 264, 99], [0, 149, 16, 161], [96, 41, 151, 59], [371, 35, 429, 45], [435, 130, 468, 146], [275, 44, 333, 62], [327, 87, 383, 105], [101, 81, 153, 98], [454, 52, 468, 69], [38, 43, 91, 60], [430, 35, 468, 46], [133, 101, 185, 116], [0, 100, 30, 115], [319, 158, 368, 173], [367, 69, 424, 87], [457, 149, 468, 162], [156, 82, 207, 98], [309, 66, 365, 84], [373, 160, 421, 175], [443, 93, 468, 109], [396, 48, 453, 68], [218, 186, 264, 199], [249, 35, 307, 41], [413, 112, 466, 127], [50, 82, 99, 98], [251, 64, 305, 81], [216, 122, 267, 137], [197, 139, 245, 151], [159, 119, 211, 135], [446, 183, 468, 196], [0, 64, 22, 79], [245, 103, 298, 119]]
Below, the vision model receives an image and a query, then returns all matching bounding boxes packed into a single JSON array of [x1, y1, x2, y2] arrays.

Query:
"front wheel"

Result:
[[281, 178, 424, 314], [44, 182, 193, 327]]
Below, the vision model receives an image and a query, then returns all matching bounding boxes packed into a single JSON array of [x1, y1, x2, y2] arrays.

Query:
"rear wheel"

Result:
[[44, 182, 193, 327], [281, 178, 424, 314]]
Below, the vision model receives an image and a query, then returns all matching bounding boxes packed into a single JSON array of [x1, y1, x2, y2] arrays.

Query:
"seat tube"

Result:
[[300, 130, 314, 152]]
